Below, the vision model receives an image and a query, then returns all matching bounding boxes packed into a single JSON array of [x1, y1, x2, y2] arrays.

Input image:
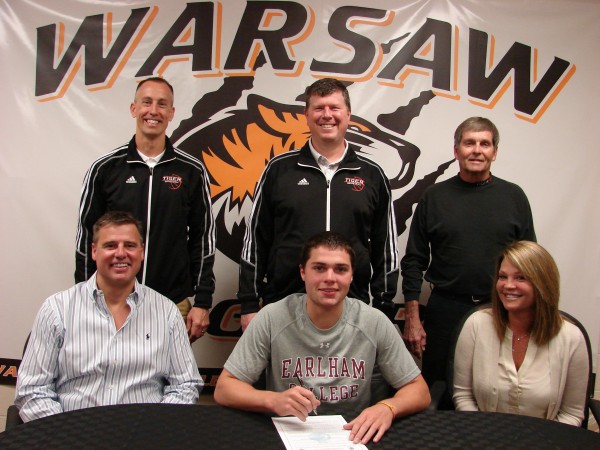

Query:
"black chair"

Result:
[[5, 405, 22, 430], [560, 310, 596, 429], [429, 307, 599, 430], [590, 397, 600, 427], [4, 333, 30, 430]]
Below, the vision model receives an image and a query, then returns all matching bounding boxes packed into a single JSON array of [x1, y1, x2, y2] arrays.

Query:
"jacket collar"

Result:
[[126, 135, 177, 164], [297, 141, 360, 169]]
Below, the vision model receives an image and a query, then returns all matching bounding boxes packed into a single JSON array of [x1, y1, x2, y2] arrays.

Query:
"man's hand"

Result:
[[187, 307, 210, 343], [214, 370, 320, 421], [269, 387, 320, 422], [403, 300, 426, 358], [343, 402, 394, 444], [240, 313, 257, 332]]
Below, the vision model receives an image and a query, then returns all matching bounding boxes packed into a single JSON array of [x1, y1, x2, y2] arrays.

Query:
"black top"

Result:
[[401, 175, 536, 299]]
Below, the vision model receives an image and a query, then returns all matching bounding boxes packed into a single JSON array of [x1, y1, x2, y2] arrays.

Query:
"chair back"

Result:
[[4, 332, 30, 430], [559, 310, 593, 429]]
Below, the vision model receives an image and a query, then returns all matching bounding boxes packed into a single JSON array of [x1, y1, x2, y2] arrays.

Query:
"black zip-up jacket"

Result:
[[76, 136, 216, 308], [238, 142, 399, 316]]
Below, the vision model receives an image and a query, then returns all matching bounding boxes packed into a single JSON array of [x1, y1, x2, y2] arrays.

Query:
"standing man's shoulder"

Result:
[[251, 148, 304, 188], [418, 175, 459, 198], [490, 175, 528, 194], [170, 144, 210, 173], [267, 148, 304, 169], [86, 140, 132, 171], [350, 148, 387, 176], [429, 174, 458, 189]]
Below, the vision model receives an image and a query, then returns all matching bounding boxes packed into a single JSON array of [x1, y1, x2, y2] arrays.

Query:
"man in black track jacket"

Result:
[[76, 77, 216, 342], [238, 78, 399, 332]]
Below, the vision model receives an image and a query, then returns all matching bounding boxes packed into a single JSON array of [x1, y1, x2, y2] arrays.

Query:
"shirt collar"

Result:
[[88, 273, 141, 307], [308, 139, 348, 169], [138, 149, 166, 168]]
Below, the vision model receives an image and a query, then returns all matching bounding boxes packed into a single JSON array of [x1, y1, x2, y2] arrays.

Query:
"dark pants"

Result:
[[421, 290, 485, 388]]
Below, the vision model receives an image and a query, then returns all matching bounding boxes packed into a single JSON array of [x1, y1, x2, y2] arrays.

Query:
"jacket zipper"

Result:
[[298, 162, 360, 232], [326, 178, 331, 230], [143, 166, 153, 283]]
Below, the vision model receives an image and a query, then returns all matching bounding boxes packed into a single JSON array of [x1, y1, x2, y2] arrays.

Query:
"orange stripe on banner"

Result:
[[106, 12, 112, 46], [469, 78, 512, 109], [262, 11, 283, 28], [489, 35, 495, 68], [57, 22, 65, 55]]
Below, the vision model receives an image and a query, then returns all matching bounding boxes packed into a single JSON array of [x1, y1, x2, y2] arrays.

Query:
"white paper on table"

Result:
[[271, 415, 369, 450]]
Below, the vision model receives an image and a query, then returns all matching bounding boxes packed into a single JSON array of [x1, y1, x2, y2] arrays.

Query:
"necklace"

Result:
[[512, 333, 530, 352]]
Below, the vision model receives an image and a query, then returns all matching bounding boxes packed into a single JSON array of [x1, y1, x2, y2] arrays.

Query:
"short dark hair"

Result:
[[304, 78, 351, 111], [300, 231, 355, 269], [135, 76, 174, 99], [92, 211, 144, 244], [454, 117, 499, 149]]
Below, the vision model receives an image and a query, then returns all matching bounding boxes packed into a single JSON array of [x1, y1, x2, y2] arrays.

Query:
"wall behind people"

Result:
[[1, 1, 598, 392]]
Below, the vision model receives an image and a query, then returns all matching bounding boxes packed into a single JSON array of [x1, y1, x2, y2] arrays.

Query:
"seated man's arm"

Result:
[[214, 369, 320, 422], [163, 310, 203, 404], [344, 374, 430, 445], [15, 301, 64, 422]]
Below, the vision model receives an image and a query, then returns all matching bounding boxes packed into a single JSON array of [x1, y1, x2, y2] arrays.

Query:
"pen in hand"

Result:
[[295, 375, 318, 415]]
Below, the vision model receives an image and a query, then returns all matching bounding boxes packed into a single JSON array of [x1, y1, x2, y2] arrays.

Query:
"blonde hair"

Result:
[[491, 241, 562, 345]]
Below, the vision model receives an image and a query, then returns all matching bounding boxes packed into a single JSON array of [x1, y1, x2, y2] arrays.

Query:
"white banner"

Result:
[[1, 0, 598, 384]]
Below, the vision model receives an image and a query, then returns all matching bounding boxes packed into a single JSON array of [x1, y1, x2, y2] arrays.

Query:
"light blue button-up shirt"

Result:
[[16, 274, 202, 422]]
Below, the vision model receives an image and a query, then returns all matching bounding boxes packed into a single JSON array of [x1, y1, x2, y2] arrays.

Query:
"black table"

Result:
[[0, 404, 598, 449]]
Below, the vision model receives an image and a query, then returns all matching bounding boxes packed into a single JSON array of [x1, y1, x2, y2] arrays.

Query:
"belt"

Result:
[[433, 288, 490, 305]]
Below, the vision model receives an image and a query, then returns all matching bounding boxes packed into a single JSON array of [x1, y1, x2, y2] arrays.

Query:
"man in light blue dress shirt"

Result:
[[16, 211, 202, 422]]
